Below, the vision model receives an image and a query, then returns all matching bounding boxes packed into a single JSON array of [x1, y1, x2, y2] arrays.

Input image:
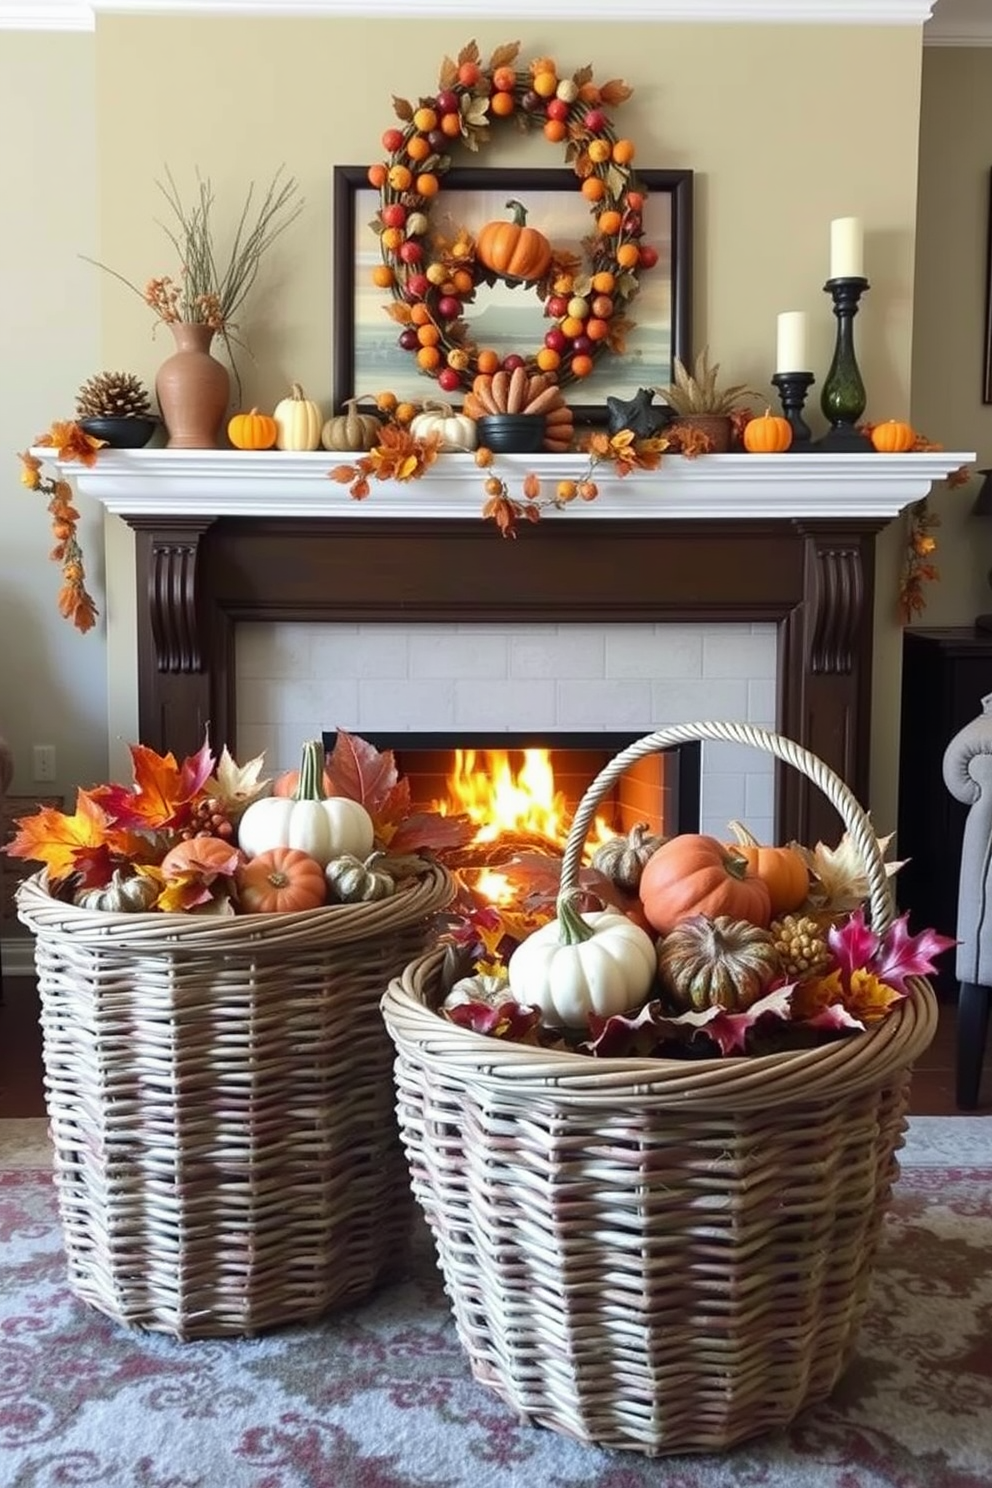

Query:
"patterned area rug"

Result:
[[1, 1116, 989, 1488]]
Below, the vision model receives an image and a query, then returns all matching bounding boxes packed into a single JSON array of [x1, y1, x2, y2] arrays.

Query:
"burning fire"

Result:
[[444, 749, 570, 844], [437, 748, 609, 904]]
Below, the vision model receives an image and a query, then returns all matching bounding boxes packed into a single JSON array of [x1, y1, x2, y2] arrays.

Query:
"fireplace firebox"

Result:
[[323, 730, 702, 841]]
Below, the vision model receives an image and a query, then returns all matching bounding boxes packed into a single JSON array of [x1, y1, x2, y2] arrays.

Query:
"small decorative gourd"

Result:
[[227, 407, 278, 451], [442, 972, 513, 1009], [325, 850, 395, 903], [870, 419, 916, 453], [237, 739, 375, 868], [657, 914, 782, 1012], [507, 889, 657, 1028], [73, 868, 159, 914], [320, 399, 383, 453], [273, 382, 323, 451], [743, 408, 792, 454], [409, 401, 478, 452], [591, 822, 667, 894]]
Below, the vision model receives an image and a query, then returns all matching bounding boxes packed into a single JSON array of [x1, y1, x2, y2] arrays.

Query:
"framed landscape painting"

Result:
[[332, 165, 693, 422]]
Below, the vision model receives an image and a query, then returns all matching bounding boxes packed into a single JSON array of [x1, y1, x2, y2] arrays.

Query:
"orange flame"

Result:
[[444, 748, 570, 844]]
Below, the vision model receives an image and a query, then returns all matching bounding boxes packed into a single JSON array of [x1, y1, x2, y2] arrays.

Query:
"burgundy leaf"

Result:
[[870, 913, 957, 994], [827, 907, 879, 978], [700, 983, 796, 1056], [443, 1000, 542, 1041], [803, 1003, 865, 1034]]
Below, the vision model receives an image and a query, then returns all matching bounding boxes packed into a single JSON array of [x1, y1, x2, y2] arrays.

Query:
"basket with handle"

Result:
[[380, 722, 939, 1457], [17, 859, 454, 1340]]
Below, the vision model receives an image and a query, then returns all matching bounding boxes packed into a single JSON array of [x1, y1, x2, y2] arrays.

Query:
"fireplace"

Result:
[[63, 445, 971, 851]]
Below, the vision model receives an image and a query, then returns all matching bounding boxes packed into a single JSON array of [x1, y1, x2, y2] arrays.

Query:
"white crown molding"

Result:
[[0, 0, 938, 30], [924, 0, 992, 45], [0, 2, 92, 27]]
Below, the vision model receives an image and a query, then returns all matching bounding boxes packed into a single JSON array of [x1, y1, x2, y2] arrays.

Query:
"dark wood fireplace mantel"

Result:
[[58, 447, 973, 848]]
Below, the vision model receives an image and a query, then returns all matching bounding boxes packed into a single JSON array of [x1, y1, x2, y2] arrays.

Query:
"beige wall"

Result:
[[912, 46, 992, 623], [6, 15, 975, 842], [0, 33, 106, 806]]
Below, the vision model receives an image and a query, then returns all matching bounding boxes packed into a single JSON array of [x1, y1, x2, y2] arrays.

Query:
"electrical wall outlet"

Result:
[[32, 744, 56, 782]]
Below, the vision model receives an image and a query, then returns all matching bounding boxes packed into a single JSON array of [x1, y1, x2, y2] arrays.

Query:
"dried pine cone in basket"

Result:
[[75, 370, 152, 420]]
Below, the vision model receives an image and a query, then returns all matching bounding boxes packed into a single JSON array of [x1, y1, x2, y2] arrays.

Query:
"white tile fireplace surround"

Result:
[[235, 620, 778, 841]]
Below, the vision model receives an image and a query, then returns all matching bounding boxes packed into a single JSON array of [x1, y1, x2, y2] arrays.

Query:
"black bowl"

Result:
[[476, 414, 546, 454], [78, 416, 159, 449]]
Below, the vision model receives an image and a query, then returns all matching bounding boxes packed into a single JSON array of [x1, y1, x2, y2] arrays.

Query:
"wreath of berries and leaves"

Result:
[[365, 39, 658, 399]]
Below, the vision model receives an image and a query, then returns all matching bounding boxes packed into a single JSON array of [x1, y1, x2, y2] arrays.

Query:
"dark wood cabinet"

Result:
[[897, 627, 992, 998]]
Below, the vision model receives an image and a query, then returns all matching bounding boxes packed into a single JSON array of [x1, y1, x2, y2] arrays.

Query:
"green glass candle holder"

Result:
[[817, 276, 873, 452]]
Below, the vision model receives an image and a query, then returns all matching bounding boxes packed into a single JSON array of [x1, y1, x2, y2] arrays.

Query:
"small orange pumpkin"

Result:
[[227, 407, 279, 451], [724, 821, 809, 915], [870, 419, 916, 453], [160, 835, 243, 880], [476, 200, 553, 283], [638, 833, 772, 935], [237, 847, 327, 914], [743, 408, 792, 454]]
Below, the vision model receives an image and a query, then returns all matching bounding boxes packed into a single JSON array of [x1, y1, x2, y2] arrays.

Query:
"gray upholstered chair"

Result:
[[942, 695, 992, 1108]]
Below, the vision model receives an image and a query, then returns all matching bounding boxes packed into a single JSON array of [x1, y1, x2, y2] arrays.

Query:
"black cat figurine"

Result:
[[605, 387, 675, 439]]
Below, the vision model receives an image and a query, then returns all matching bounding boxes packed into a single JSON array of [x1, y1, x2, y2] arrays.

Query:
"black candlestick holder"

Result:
[[771, 371, 815, 450], [817, 276, 873, 452]]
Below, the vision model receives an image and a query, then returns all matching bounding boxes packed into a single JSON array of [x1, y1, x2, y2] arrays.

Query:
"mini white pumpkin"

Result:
[[507, 892, 657, 1029], [409, 401, 477, 452], [237, 739, 374, 868], [273, 382, 323, 451]]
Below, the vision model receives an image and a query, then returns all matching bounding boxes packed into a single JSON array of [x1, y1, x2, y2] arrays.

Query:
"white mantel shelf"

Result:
[[52, 447, 975, 522]]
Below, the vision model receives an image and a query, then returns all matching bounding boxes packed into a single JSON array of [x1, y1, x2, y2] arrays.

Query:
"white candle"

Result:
[[776, 311, 809, 373], [830, 216, 864, 279]]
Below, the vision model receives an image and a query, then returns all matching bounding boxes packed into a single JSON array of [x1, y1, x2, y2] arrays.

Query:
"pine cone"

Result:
[[75, 370, 151, 419], [769, 913, 831, 980]]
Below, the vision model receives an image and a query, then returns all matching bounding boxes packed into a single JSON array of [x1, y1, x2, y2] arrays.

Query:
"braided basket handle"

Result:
[[560, 722, 895, 934]]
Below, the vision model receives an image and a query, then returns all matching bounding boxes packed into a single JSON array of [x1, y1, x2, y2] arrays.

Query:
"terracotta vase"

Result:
[[155, 322, 230, 449]]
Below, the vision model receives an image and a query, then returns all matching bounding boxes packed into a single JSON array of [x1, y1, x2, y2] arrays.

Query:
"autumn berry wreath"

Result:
[[366, 39, 658, 396]]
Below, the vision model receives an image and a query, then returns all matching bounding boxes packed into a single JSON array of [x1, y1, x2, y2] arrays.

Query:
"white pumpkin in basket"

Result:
[[237, 739, 374, 868], [507, 892, 656, 1029]]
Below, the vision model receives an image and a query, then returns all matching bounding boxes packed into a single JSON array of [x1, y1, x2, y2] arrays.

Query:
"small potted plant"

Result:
[[74, 370, 159, 449], [653, 347, 759, 452]]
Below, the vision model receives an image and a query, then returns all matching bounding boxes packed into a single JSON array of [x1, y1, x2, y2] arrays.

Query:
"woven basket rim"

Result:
[[16, 860, 454, 950], [381, 945, 938, 1109]]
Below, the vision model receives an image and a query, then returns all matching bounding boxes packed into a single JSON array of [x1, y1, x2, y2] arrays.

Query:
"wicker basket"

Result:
[[16, 861, 453, 1340], [380, 722, 939, 1457]]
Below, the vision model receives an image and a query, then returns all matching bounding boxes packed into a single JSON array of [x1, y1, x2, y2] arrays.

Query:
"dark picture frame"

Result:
[[332, 165, 693, 422], [984, 166, 992, 404]]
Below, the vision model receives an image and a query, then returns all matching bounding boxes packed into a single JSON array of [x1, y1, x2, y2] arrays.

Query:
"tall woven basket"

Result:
[[381, 723, 939, 1457], [17, 861, 453, 1340]]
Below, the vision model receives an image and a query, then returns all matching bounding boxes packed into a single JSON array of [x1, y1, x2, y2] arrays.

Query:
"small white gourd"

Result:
[[237, 739, 374, 868], [409, 401, 478, 452]]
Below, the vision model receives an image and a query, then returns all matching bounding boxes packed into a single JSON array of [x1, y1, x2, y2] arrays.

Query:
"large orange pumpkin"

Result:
[[476, 200, 553, 283], [237, 847, 327, 914], [638, 833, 772, 935], [724, 820, 809, 914]]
